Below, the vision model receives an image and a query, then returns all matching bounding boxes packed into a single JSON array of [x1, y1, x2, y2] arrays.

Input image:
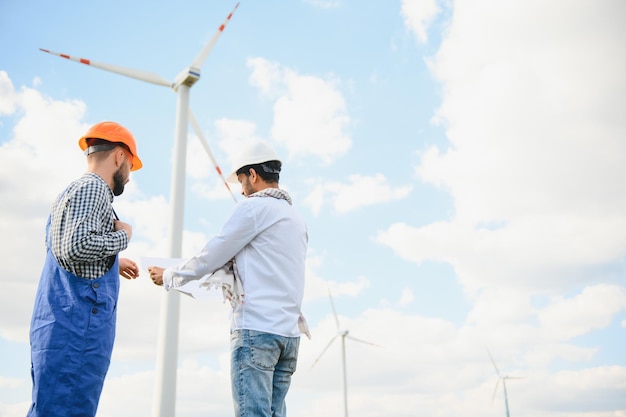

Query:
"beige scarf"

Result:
[[248, 187, 293, 205]]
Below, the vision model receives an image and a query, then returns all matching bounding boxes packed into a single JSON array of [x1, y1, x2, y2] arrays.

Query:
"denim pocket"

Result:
[[250, 332, 281, 371]]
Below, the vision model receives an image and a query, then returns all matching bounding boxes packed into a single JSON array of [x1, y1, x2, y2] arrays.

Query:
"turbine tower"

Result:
[[310, 289, 378, 417], [40, 4, 239, 417], [488, 350, 522, 417]]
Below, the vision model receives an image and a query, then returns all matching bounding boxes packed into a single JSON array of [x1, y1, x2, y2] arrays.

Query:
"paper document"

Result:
[[140, 256, 220, 300]]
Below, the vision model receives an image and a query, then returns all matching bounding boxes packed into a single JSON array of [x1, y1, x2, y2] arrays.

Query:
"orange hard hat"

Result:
[[78, 121, 143, 171]]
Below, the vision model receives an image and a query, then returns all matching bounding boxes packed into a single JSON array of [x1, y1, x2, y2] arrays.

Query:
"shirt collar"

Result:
[[84, 171, 115, 202]]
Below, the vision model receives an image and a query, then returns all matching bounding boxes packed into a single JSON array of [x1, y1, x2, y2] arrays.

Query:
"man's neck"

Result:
[[254, 182, 279, 192], [88, 166, 114, 192]]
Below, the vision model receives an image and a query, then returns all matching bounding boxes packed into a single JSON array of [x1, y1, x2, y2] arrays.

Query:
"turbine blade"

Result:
[[346, 334, 380, 347], [309, 334, 339, 371], [191, 2, 240, 69], [188, 109, 238, 203], [328, 288, 341, 331], [39, 48, 171, 87], [491, 378, 500, 404], [487, 349, 501, 376]]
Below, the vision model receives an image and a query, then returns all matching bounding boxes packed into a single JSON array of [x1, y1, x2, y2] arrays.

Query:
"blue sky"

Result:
[[1, 0, 626, 416]]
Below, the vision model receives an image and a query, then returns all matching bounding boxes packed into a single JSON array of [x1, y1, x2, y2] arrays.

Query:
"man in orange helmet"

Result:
[[27, 121, 143, 417]]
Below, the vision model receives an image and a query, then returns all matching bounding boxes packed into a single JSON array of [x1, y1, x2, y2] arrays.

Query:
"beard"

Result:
[[242, 176, 254, 197], [112, 164, 128, 196]]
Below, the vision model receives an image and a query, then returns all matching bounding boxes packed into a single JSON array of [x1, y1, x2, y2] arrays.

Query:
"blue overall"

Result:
[[28, 219, 120, 417]]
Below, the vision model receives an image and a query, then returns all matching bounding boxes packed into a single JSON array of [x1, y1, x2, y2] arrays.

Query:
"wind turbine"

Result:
[[488, 350, 522, 417], [310, 289, 379, 417], [40, 4, 239, 417]]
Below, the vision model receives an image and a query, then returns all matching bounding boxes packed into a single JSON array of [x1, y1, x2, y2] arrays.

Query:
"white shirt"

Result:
[[164, 192, 308, 337]]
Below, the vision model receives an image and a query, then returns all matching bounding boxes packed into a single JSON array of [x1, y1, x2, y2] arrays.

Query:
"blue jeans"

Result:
[[230, 329, 300, 417]]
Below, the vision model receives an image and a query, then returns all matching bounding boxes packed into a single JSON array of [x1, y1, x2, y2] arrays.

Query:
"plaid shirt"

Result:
[[48, 172, 128, 279]]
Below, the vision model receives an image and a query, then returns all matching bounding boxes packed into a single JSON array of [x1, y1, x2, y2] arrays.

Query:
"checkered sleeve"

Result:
[[51, 174, 128, 278], [59, 183, 128, 262]]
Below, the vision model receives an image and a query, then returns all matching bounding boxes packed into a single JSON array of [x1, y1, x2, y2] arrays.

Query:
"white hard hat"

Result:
[[227, 141, 281, 183]]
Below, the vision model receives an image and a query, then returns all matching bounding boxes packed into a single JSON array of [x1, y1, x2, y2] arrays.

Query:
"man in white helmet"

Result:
[[149, 140, 308, 417]]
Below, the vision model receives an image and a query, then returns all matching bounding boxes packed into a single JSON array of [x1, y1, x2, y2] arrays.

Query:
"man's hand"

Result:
[[119, 258, 139, 280], [114, 219, 133, 240], [148, 266, 164, 286]]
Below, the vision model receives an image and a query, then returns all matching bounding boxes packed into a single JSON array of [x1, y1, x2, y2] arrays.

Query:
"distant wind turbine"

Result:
[[39, 4, 239, 417], [311, 289, 379, 417], [488, 350, 523, 417]]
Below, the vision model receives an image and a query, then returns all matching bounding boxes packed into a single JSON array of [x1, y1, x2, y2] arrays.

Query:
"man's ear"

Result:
[[248, 168, 258, 182], [115, 148, 126, 167]]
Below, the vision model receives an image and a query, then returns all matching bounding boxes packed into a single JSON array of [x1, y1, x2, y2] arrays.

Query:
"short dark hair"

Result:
[[84, 138, 131, 163], [236, 160, 281, 183], [85, 138, 131, 153]]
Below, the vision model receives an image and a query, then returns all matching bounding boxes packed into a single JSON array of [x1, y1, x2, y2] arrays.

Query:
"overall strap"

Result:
[[44, 215, 52, 251]]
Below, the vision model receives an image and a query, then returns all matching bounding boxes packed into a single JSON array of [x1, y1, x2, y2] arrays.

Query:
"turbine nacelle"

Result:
[[173, 66, 201, 90]]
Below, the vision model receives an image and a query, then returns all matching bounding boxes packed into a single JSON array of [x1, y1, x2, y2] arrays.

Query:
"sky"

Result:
[[1, 0, 626, 416]]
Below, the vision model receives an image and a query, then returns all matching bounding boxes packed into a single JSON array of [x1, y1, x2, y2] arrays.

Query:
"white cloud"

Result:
[[215, 117, 266, 171], [0, 376, 23, 390], [186, 126, 240, 202], [538, 284, 626, 340], [398, 288, 414, 306], [401, 0, 442, 44], [524, 344, 597, 369], [186, 136, 213, 180], [247, 57, 284, 98], [302, 249, 371, 302], [521, 367, 626, 413], [305, 173, 412, 215], [376, 217, 626, 294], [0, 71, 17, 115], [379, 0, 626, 297], [247, 57, 352, 164], [466, 288, 535, 327], [191, 178, 234, 201], [420, 0, 626, 224]]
